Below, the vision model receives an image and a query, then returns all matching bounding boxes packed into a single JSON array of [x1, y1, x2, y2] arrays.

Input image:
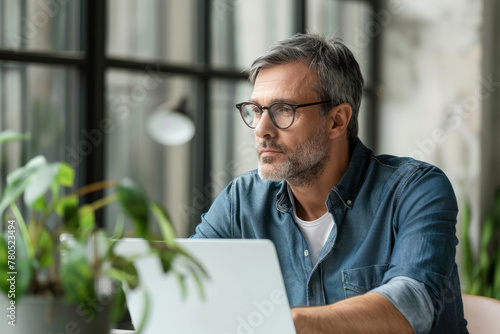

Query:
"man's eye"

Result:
[[246, 105, 260, 114], [275, 104, 292, 113], [252, 106, 262, 114]]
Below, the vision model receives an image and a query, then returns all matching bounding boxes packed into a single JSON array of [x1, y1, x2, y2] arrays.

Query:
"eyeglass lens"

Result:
[[240, 103, 295, 129]]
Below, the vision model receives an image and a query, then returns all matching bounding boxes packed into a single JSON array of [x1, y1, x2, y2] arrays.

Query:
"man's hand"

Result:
[[291, 292, 414, 334]]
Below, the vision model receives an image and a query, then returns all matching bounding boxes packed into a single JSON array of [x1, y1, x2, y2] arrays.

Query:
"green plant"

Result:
[[462, 191, 500, 299], [0, 131, 207, 330]]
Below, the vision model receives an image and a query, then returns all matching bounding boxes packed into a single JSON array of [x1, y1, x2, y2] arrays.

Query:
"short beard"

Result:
[[257, 121, 330, 188]]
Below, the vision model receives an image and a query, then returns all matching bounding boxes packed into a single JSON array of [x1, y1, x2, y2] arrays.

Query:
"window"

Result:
[[1, 0, 378, 236]]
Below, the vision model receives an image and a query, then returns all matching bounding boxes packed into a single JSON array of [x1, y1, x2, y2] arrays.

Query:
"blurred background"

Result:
[[0, 0, 499, 296]]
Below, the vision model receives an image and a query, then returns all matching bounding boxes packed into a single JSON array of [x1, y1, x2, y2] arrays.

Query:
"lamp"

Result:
[[146, 98, 195, 146]]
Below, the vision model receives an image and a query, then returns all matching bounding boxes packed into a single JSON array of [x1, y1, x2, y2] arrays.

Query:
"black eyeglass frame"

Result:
[[235, 100, 332, 129]]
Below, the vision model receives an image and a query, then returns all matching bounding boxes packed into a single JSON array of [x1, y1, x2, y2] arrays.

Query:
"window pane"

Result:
[[105, 70, 198, 237], [307, 0, 372, 85], [0, 61, 79, 191], [107, 0, 199, 65], [0, 0, 81, 53], [210, 79, 256, 200], [211, 0, 295, 70], [357, 92, 371, 144]]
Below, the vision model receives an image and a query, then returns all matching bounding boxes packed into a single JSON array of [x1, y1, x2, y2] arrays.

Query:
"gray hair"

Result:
[[249, 33, 364, 144]]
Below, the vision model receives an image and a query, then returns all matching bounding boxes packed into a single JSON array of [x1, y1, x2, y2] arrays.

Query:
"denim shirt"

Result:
[[192, 139, 468, 333]]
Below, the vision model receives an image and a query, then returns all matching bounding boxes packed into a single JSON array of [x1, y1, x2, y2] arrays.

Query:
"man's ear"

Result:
[[327, 103, 352, 139]]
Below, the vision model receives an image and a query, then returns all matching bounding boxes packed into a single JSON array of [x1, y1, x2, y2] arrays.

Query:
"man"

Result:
[[192, 33, 467, 333]]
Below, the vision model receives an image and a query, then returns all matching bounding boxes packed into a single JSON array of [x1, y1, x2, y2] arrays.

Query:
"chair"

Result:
[[462, 294, 500, 334]]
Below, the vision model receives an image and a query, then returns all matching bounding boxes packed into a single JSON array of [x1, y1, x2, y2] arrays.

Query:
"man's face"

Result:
[[250, 62, 331, 187]]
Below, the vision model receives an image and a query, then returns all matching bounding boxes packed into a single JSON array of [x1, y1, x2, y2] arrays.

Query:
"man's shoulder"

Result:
[[371, 153, 434, 171], [368, 153, 450, 181], [349, 140, 446, 187], [367, 153, 454, 197], [366, 152, 453, 191]]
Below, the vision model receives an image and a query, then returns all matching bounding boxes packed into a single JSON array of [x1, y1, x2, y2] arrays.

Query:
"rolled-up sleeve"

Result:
[[372, 276, 434, 334]]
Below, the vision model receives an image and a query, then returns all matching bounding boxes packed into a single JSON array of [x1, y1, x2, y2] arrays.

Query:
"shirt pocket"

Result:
[[341, 264, 389, 298]]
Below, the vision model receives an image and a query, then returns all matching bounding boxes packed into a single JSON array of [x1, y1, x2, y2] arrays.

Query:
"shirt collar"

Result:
[[276, 139, 373, 212]]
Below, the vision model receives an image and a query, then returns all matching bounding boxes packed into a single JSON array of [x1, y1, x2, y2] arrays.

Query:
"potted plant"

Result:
[[0, 130, 206, 333], [462, 191, 500, 299]]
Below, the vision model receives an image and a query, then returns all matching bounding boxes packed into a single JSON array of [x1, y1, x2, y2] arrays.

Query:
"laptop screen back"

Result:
[[115, 238, 296, 334]]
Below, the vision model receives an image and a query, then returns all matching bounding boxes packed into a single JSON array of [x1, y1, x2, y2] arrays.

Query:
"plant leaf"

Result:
[[169, 244, 209, 278], [50, 182, 60, 202], [157, 248, 176, 273], [116, 178, 149, 238], [13, 240, 33, 300], [56, 195, 78, 216], [56, 195, 79, 231], [78, 205, 95, 240], [56, 163, 75, 187], [23, 163, 59, 208], [32, 196, 46, 212], [478, 250, 490, 283], [0, 235, 10, 296], [108, 256, 139, 289], [0, 178, 26, 215], [172, 270, 187, 299], [185, 262, 207, 300], [0, 230, 33, 300], [35, 228, 55, 268], [23, 162, 74, 209], [61, 241, 96, 304], [112, 214, 125, 240], [0, 130, 30, 144], [10, 202, 34, 260], [27, 222, 54, 268], [134, 290, 150, 334], [110, 285, 128, 325], [0, 156, 48, 215], [150, 202, 176, 245], [6, 155, 47, 184], [106, 267, 138, 290], [481, 216, 494, 250]]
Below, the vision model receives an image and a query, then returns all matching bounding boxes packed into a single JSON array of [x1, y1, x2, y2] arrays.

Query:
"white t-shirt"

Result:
[[288, 186, 335, 265], [293, 211, 335, 265]]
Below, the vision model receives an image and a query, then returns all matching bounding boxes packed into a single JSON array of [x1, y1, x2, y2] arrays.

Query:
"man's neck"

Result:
[[290, 140, 351, 221]]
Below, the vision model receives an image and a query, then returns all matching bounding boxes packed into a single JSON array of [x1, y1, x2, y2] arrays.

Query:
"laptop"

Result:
[[114, 238, 297, 334]]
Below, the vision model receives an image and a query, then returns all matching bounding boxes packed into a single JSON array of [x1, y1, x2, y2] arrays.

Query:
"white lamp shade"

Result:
[[146, 110, 195, 146]]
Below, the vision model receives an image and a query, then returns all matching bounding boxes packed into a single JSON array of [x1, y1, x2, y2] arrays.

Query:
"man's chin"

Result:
[[257, 163, 285, 182]]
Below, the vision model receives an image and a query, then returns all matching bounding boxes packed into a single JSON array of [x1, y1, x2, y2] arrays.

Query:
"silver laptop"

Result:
[[114, 238, 297, 334]]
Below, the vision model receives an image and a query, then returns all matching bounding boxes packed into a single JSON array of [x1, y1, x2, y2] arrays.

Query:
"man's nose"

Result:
[[254, 109, 277, 138]]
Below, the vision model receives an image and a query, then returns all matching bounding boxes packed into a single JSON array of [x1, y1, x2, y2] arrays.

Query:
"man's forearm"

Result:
[[291, 292, 414, 334]]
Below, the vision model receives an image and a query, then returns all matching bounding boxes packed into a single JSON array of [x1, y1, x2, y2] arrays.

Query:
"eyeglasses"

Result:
[[236, 100, 332, 129]]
